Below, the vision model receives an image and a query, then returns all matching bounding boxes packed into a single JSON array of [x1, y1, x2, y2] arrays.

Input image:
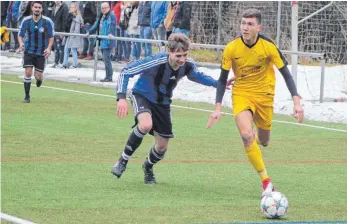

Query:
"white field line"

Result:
[[1, 213, 37, 224], [2, 79, 347, 134]]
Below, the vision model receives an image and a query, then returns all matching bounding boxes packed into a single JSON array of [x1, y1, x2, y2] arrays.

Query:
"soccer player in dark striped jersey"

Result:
[[18, 1, 54, 103], [112, 33, 218, 184]]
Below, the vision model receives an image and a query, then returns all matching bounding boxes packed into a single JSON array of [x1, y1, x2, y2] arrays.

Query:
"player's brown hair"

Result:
[[242, 8, 262, 24], [167, 33, 190, 52]]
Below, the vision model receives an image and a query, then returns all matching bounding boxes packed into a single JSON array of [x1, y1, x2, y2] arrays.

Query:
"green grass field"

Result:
[[1, 74, 347, 224]]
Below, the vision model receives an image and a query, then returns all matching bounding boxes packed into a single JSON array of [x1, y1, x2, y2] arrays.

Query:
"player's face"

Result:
[[240, 17, 261, 42], [169, 49, 188, 68], [32, 3, 43, 16]]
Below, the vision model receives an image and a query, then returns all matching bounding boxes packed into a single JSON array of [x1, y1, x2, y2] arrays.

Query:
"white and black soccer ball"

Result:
[[260, 191, 288, 219]]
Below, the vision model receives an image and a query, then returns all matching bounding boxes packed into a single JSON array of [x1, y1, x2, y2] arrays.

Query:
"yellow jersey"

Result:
[[222, 34, 287, 96]]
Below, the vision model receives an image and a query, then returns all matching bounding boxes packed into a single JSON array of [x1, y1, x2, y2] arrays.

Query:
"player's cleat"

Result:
[[111, 158, 128, 178], [23, 96, 30, 103], [142, 163, 156, 184], [36, 80, 42, 87], [262, 178, 275, 198]]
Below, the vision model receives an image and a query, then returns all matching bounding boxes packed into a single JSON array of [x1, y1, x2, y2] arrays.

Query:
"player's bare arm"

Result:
[[18, 36, 24, 52], [44, 37, 54, 59]]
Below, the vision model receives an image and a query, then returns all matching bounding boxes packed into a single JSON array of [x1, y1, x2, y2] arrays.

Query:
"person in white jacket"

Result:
[[62, 3, 83, 68], [126, 1, 141, 61]]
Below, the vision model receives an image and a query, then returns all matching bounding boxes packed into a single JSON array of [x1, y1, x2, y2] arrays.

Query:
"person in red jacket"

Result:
[[112, 1, 122, 61]]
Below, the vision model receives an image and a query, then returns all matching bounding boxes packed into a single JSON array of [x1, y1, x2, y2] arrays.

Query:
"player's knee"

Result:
[[138, 122, 152, 134], [240, 131, 255, 146]]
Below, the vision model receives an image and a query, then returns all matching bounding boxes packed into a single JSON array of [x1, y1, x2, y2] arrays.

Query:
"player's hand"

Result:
[[226, 77, 236, 87], [293, 104, 304, 123], [117, 99, 128, 119], [44, 47, 51, 59], [108, 34, 114, 39], [293, 96, 304, 123], [206, 109, 222, 128]]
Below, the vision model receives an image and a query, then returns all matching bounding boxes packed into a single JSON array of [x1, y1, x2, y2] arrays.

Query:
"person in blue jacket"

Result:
[[151, 1, 167, 52], [112, 33, 218, 184], [88, 2, 116, 82]]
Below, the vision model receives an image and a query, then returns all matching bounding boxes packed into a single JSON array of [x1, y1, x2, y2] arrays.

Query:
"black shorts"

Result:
[[23, 53, 46, 73], [129, 92, 174, 138]]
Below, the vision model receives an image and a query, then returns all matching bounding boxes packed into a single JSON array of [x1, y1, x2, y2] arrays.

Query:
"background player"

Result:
[[18, 1, 54, 103]]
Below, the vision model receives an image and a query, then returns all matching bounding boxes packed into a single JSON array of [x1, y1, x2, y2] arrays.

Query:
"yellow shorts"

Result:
[[232, 94, 274, 130]]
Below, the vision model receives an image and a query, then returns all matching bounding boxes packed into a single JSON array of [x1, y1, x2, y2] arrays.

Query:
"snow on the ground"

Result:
[[1, 55, 347, 124]]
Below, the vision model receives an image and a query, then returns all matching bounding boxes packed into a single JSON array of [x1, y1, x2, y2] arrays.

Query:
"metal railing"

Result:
[[5, 28, 326, 103]]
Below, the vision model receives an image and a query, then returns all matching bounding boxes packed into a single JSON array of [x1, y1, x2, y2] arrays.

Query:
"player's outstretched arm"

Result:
[[206, 68, 229, 128], [279, 66, 304, 123]]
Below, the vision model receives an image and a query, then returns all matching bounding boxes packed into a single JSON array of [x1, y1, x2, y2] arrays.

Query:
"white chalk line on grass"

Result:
[[1, 213, 37, 224], [2, 79, 347, 133]]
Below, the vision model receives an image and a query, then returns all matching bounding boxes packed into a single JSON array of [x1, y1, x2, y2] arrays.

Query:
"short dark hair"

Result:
[[242, 8, 262, 24], [167, 33, 190, 52], [32, 1, 43, 7]]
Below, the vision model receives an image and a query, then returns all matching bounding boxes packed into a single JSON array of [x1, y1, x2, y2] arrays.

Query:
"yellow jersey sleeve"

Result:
[[221, 43, 233, 70], [268, 43, 288, 69]]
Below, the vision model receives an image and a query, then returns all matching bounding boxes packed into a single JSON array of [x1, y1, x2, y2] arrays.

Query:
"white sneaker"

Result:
[[56, 64, 65, 68], [69, 65, 77, 69]]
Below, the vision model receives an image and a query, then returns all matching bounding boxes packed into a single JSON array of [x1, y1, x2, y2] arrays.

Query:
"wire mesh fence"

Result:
[[190, 1, 347, 64]]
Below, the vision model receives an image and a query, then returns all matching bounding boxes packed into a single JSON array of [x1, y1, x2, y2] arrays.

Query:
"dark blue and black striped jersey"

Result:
[[116, 53, 218, 105], [19, 15, 54, 56]]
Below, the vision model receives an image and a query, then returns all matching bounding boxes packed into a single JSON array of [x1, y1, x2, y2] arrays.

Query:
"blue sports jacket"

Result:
[[89, 11, 116, 49], [116, 53, 218, 105], [150, 1, 167, 28]]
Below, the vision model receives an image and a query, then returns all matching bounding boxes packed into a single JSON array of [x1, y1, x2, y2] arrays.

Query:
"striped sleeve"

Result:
[[45, 17, 55, 37], [116, 55, 168, 99], [186, 60, 217, 88], [18, 18, 29, 37]]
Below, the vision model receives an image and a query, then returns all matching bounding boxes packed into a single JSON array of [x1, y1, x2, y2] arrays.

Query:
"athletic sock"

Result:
[[245, 139, 268, 181], [24, 77, 31, 97], [144, 146, 165, 169], [121, 126, 146, 160]]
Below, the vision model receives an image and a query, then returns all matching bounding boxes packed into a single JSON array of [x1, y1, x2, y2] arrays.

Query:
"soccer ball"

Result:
[[260, 191, 288, 219]]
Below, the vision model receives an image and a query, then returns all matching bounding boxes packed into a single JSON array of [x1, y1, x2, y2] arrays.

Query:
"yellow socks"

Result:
[[245, 140, 268, 181]]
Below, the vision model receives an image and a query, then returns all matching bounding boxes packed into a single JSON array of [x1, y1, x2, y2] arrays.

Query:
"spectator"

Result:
[[138, 1, 152, 57], [1, 1, 9, 26], [88, 2, 116, 82], [112, 1, 122, 62], [172, 1, 192, 36], [151, 1, 167, 52], [5, 1, 21, 51], [51, 1, 68, 68], [127, 1, 141, 61], [17, 1, 32, 26], [79, 1, 97, 60], [62, 3, 83, 69], [164, 1, 178, 39], [43, 1, 55, 20], [119, 1, 131, 62]]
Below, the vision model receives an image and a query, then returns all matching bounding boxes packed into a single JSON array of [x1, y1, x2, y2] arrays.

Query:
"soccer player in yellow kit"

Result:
[[206, 8, 304, 197]]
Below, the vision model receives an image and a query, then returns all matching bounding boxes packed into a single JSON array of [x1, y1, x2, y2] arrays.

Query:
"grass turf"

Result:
[[1, 75, 347, 224]]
